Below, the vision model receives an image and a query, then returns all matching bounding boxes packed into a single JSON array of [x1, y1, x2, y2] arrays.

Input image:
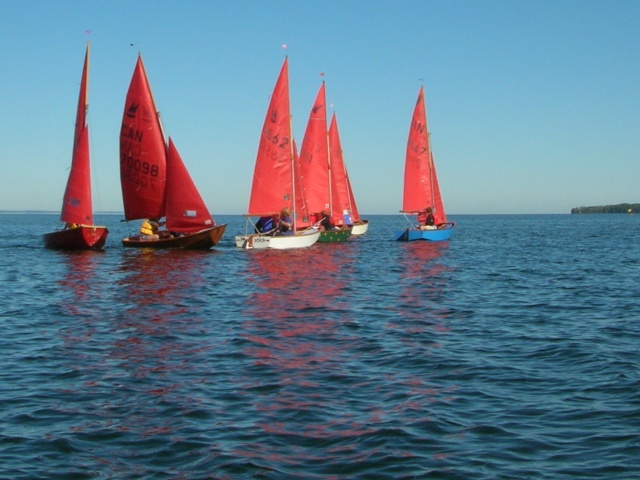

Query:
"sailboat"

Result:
[[120, 55, 226, 249], [327, 112, 369, 235], [396, 86, 454, 241], [235, 57, 320, 250], [298, 83, 352, 243], [43, 42, 109, 250]]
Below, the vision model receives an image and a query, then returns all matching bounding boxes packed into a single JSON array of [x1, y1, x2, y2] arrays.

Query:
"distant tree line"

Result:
[[571, 203, 639, 214]]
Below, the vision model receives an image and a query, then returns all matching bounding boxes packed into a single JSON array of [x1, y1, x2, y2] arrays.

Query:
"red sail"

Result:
[[402, 86, 447, 224], [247, 58, 295, 217], [61, 126, 93, 225], [247, 57, 316, 229], [73, 43, 89, 151], [119, 55, 167, 220], [60, 43, 92, 226], [164, 138, 214, 233], [298, 83, 330, 216], [328, 112, 361, 225], [292, 138, 313, 228], [430, 152, 447, 225], [346, 176, 361, 224]]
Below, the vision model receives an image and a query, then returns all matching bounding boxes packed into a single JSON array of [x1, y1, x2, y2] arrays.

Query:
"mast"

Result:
[[289, 85, 297, 230], [325, 84, 333, 217]]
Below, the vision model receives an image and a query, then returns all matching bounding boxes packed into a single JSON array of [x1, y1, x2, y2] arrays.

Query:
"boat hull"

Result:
[[122, 224, 226, 249], [234, 233, 272, 249], [43, 225, 109, 250], [235, 229, 320, 250], [350, 220, 369, 235], [395, 224, 454, 242], [318, 226, 352, 243]]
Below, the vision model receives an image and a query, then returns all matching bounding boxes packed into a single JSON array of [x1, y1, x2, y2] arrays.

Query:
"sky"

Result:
[[1, 0, 638, 215]]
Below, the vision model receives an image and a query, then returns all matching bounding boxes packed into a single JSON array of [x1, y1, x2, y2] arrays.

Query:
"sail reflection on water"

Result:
[[239, 247, 372, 439], [57, 250, 103, 321], [397, 241, 452, 332]]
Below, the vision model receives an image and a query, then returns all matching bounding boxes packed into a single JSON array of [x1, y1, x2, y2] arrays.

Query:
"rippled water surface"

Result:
[[1, 213, 639, 479]]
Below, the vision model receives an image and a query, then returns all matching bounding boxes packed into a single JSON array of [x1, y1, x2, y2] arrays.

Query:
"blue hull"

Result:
[[395, 225, 454, 242]]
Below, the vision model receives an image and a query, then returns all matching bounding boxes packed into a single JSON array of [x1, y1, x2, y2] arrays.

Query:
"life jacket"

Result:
[[278, 215, 292, 232], [417, 211, 434, 226], [140, 220, 156, 236]]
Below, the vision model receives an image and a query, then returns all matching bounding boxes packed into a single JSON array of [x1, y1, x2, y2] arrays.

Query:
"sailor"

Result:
[[417, 207, 436, 230], [140, 218, 163, 240]]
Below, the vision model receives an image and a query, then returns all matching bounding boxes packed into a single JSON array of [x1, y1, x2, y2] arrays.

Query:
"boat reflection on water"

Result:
[[101, 250, 213, 436], [240, 247, 369, 440], [244, 246, 346, 343], [396, 240, 452, 332], [57, 250, 103, 320], [391, 241, 459, 421], [400, 240, 450, 281], [53, 249, 217, 472], [114, 248, 211, 341]]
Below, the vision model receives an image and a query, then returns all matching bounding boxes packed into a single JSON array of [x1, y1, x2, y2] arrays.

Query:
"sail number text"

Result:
[[120, 138, 161, 190]]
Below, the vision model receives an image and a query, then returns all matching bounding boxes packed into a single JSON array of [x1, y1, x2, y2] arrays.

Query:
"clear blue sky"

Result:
[[1, 1, 638, 215]]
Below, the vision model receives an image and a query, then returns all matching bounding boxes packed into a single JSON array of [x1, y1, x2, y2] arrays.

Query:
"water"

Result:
[[1, 213, 639, 479]]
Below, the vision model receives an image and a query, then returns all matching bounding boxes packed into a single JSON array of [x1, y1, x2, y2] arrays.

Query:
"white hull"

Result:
[[235, 229, 320, 250], [350, 220, 369, 236], [235, 233, 271, 249]]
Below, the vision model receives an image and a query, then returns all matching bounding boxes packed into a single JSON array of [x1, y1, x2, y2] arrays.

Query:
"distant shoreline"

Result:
[[571, 203, 638, 214]]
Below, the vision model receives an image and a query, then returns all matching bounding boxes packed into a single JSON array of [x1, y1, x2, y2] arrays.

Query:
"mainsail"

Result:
[[328, 112, 362, 225], [402, 86, 448, 225], [298, 82, 330, 215], [60, 42, 92, 226], [247, 58, 294, 217], [246, 57, 312, 229], [119, 55, 167, 220]]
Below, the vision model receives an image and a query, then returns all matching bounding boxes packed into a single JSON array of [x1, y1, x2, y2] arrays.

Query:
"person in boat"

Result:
[[255, 215, 275, 233], [276, 207, 292, 234], [140, 218, 165, 241], [417, 207, 436, 230], [64, 223, 79, 229], [319, 210, 335, 231]]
